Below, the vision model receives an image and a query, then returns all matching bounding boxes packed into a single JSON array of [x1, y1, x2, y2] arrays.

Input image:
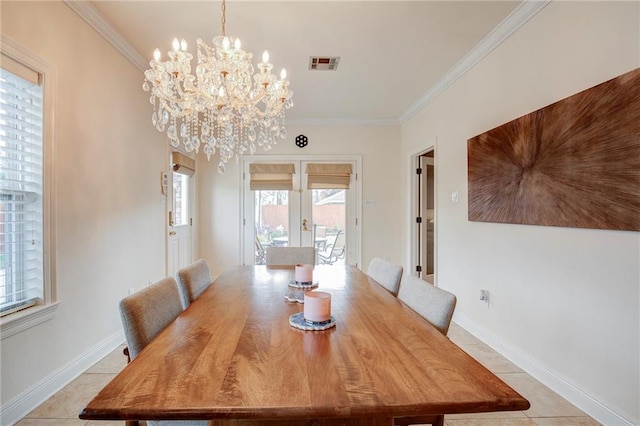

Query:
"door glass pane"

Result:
[[425, 163, 435, 276], [173, 173, 189, 226], [254, 190, 289, 264], [313, 189, 346, 265]]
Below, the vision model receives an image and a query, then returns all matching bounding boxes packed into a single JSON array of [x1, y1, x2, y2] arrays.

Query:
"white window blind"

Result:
[[0, 55, 44, 316]]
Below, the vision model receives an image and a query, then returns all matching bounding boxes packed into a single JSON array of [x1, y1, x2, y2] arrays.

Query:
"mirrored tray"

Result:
[[289, 312, 336, 331], [288, 280, 319, 289], [284, 291, 304, 304]]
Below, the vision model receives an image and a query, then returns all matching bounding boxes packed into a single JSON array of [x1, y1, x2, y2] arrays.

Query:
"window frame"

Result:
[[0, 35, 58, 339]]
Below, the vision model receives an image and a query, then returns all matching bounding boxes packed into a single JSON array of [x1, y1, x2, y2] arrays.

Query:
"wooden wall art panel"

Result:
[[467, 68, 640, 231]]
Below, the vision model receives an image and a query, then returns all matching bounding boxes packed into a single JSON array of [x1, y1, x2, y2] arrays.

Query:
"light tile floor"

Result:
[[16, 323, 601, 426]]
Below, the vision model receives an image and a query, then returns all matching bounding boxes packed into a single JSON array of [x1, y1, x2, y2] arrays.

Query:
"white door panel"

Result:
[[167, 157, 194, 277]]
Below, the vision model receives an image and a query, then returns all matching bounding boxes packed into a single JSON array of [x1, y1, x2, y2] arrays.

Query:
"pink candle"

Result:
[[304, 291, 331, 322], [295, 264, 313, 283]]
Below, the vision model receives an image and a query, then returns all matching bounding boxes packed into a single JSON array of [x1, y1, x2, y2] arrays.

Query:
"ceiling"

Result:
[[81, 1, 522, 125]]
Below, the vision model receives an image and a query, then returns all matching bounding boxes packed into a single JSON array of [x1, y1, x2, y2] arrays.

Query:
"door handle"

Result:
[[169, 231, 176, 236], [302, 218, 310, 231]]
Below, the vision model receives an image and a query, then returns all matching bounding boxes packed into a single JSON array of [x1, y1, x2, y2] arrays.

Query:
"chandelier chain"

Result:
[[221, 0, 226, 36]]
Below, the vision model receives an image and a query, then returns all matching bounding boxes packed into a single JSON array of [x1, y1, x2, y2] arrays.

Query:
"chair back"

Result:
[[333, 232, 346, 255], [398, 274, 457, 335], [367, 257, 403, 295], [119, 277, 184, 360], [177, 259, 213, 309], [315, 225, 328, 238], [266, 246, 316, 265], [255, 236, 267, 265], [318, 230, 344, 264]]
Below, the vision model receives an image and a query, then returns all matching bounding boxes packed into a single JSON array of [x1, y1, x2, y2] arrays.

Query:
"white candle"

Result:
[[295, 264, 313, 283], [304, 291, 331, 322]]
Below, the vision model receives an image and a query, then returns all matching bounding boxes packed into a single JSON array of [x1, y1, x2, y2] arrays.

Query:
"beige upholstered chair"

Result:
[[177, 259, 213, 309], [119, 276, 184, 361], [119, 278, 207, 426], [266, 246, 316, 265], [397, 274, 457, 336], [367, 257, 403, 296], [394, 275, 456, 426]]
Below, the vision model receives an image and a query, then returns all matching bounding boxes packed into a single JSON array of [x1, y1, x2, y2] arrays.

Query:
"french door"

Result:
[[167, 151, 195, 277], [242, 157, 360, 267]]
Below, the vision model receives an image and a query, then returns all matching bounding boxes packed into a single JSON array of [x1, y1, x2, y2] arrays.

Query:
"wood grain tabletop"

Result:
[[80, 265, 529, 425]]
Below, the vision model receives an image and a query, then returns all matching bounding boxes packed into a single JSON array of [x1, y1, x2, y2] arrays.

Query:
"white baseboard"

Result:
[[1, 330, 125, 426], [453, 314, 634, 426]]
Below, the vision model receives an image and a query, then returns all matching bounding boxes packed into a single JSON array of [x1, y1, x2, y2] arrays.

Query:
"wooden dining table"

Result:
[[80, 265, 529, 425]]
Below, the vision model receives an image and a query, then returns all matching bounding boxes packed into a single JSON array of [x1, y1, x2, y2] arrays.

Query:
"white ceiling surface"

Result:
[[87, 1, 521, 124]]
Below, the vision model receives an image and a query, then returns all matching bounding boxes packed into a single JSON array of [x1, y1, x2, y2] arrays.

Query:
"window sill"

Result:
[[1, 302, 61, 340]]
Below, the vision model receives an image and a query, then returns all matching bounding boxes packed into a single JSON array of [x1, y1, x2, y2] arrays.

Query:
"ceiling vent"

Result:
[[309, 57, 340, 71]]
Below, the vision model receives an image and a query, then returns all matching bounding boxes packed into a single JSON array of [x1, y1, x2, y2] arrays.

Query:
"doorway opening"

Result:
[[243, 157, 360, 267], [253, 187, 347, 265], [167, 151, 195, 277], [415, 149, 435, 283]]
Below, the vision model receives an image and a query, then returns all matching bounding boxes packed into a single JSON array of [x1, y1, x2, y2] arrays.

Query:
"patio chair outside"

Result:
[[318, 230, 344, 264]]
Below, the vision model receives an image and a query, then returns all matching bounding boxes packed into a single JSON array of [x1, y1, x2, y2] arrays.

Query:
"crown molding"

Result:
[[287, 117, 400, 127], [399, 0, 551, 124], [64, 0, 147, 72], [64, 0, 549, 126]]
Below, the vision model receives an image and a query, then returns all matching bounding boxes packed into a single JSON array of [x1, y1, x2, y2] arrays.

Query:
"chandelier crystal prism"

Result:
[[142, 0, 294, 173]]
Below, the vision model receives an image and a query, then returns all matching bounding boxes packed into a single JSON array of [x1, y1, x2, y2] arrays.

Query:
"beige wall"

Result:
[[2, 1, 638, 425], [401, 2, 639, 424], [1, 1, 167, 420], [197, 125, 401, 277]]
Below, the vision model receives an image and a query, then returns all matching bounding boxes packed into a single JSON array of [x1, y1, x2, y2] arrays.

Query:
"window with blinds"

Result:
[[0, 55, 44, 316]]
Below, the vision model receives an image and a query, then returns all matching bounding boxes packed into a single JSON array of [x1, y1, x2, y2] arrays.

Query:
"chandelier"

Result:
[[142, 0, 294, 173]]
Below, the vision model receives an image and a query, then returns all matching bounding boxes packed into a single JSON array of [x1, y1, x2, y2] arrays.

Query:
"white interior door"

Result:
[[167, 168, 193, 277], [243, 157, 360, 267]]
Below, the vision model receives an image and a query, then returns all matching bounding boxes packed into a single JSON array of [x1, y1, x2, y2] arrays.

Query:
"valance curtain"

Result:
[[306, 163, 352, 189], [249, 163, 295, 190], [1, 54, 39, 85], [171, 151, 195, 176]]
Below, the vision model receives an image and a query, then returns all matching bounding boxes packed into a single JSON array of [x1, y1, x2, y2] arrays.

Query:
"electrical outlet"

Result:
[[217, 257, 224, 265], [128, 288, 135, 296], [479, 289, 490, 306]]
